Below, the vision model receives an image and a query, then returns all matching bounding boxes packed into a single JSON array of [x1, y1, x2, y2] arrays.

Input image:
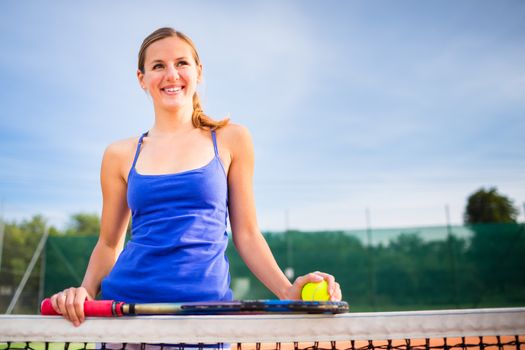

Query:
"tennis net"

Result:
[[1, 307, 524, 350]]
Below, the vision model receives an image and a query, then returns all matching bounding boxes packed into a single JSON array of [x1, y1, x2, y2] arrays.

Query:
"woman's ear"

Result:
[[137, 69, 146, 90], [197, 64, 203, 83]]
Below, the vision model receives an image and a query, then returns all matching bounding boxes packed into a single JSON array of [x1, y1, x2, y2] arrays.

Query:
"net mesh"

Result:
[[1, 338, 525, 350], [1, 308, 524, 350]]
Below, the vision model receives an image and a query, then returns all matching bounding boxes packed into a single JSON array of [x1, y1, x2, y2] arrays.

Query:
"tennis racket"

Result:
[[40, 299, 349, 316]]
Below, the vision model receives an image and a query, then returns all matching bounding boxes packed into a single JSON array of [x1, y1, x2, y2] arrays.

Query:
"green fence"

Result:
[[227, 224, 525, 310], [1, 223, 524, 313]]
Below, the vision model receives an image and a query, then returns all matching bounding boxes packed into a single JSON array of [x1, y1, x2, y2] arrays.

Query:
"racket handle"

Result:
[[40, 298, 124, 317]]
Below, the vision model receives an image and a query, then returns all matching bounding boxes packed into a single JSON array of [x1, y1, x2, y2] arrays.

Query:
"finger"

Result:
[[56, 292, 68, 317], [303, 272, 325, 283], [336, 288, 342, 301], [65, 288, 81, 326], [73, 290, 87, 324], [311, 271, 334, 282], [326, 276, 337, 296], [50, 294, 62, 314], [331, 282, 342, 301], [312, 271, 336, 295], [291, 273, 309, 287], [295, 273, 323, 291]]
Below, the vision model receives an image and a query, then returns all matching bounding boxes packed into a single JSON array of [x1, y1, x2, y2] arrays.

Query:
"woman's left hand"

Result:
[[284, 271, 342, 301]]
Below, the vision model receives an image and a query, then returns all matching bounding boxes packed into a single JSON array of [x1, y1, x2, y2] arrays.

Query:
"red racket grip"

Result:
[[40, 298, 125, 317]]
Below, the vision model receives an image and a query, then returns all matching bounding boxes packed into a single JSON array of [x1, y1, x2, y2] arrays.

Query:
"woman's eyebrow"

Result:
[[149, 57, 188, 64], [149, 59, 164, 65]]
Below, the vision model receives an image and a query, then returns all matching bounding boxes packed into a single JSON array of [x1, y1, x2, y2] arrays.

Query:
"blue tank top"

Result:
[[101, 130, 233, 303]]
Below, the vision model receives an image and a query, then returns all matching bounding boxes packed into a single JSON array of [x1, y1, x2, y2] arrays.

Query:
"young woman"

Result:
[[50, 27, 342, 326]]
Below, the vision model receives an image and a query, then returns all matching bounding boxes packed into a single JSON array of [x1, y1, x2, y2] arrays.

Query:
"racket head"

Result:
[[240, 300, 349, 314], [175, 300, 349, 315]]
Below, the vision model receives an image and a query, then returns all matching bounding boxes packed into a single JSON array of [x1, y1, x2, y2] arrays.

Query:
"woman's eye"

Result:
[[153, 64, 164, 69], [177, 61, 188, 67]]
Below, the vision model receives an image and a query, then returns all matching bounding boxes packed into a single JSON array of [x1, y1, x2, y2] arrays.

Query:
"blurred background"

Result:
[[0, 0, 524, 313]]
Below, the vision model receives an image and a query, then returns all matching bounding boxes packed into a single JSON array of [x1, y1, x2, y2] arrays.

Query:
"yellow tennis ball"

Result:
[[301, 280, 330, 301]]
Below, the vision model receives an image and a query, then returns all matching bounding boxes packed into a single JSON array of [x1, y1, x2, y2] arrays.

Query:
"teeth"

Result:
[[164, 87, 182, 93]]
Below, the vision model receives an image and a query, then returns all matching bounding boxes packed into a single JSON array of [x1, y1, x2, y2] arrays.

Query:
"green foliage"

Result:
[[2, 213, 525, 314], [463, 189, 523, 306], [464, 187, 518, 224], [0, 213, 99, 313], [64, 213, 100, 236], [227, 231, 368, 301], [0, 216, 47, 313], [226, 226, 525, 310]]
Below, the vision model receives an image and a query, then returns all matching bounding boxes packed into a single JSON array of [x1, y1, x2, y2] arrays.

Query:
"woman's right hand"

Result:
[[49, 287, 94, 326]]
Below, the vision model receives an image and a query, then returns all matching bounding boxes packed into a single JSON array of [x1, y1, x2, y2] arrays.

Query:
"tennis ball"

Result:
[[301, 280, 330, 301]]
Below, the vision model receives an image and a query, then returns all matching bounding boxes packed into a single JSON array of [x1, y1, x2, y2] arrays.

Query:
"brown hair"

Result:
[[138, 27, 229, 130]]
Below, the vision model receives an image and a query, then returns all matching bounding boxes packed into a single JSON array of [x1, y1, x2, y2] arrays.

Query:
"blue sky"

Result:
[[0, 0, 524, 231]]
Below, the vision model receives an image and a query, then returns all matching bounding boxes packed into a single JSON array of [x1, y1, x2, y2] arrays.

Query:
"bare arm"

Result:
[[50, 140, 133, 325], [81, 143, 131, 297], [225, 125, 341, 300]]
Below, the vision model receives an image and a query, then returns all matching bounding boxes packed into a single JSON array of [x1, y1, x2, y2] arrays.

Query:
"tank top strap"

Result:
[[211, 130, 219, 157], [131, 132, 148, 170]]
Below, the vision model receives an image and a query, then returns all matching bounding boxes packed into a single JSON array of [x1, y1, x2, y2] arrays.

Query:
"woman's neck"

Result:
[[150, 105, 195, 136]]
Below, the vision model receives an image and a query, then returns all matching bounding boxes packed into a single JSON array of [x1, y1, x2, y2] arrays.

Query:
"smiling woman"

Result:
[[46, 26, 342, 328], [136, 28, 228, 130]]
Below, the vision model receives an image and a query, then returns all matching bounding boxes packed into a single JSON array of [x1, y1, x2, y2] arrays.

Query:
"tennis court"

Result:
[[1, 307, 524, 350]]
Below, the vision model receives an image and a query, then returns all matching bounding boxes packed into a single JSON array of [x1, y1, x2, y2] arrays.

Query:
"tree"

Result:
[[464, 187, 518, 224], [0, 215, 49, 313], [64, 213, 100, 236], [464, 188, 524, 307]]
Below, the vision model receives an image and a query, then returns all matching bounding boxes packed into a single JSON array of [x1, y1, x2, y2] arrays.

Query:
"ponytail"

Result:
[[191, 94, 229, 130]]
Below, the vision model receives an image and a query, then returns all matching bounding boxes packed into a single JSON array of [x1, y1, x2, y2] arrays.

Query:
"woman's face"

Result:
[[138, 36, 202, 112]]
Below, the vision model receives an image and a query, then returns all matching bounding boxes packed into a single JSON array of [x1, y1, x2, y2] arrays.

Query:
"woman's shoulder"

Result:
[[216, 122, 252, 145], [103, 136, 141, 163], [106, 136, 139, 154], [215, 123, 254, 162]]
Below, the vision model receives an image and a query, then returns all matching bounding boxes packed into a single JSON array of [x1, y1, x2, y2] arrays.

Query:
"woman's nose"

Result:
[[166, 65, 180, 80]]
